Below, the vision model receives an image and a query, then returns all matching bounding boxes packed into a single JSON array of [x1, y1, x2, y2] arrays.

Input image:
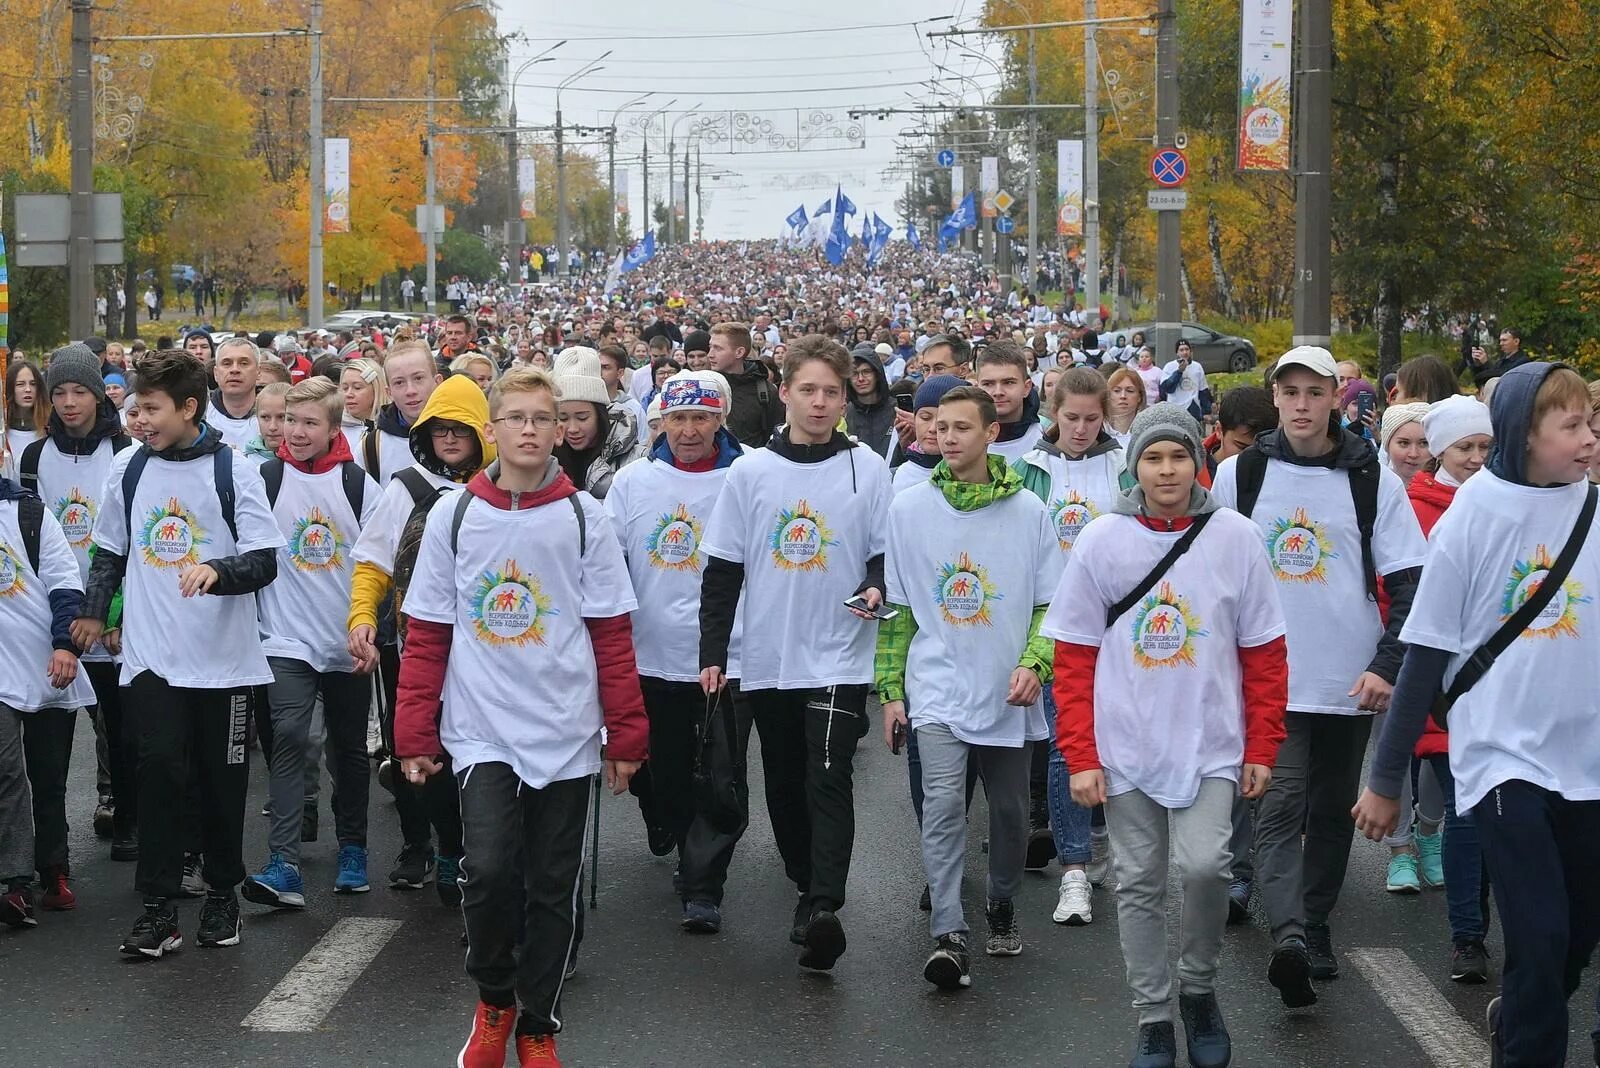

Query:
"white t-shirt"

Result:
[[892, 459, 937, 497], [1041, 510, 1286, 807], [605, 456, 742, 682], [1161, 361, 1207, 410], [402, 489, 637, 789], [353, 426, 414, 487], [989, 422, 1044, 465], [93, 446, 284, 687], [208, 405, 258, 453], [28, 435, 136, 662], [258, 462, 381, 672], [1212, 454, 1427, 714], [885, 482, 1060, 747], [702, 443, 890, 689], [1401, 471, 1600, 812], [0, 500, 97, 711], [1018, 445, 1126, 555], [352, 464, 456, 578], [2, 428, 39, 481]]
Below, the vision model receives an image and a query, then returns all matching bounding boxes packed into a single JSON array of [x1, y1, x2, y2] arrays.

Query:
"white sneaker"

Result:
[[1052, 870, 1093, 925], [1086, 830, 1112, 888]]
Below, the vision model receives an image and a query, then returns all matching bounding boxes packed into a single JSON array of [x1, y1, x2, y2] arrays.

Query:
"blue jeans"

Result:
[[1044, 689, 1093, 864], [1422, 755, 1489, 946]]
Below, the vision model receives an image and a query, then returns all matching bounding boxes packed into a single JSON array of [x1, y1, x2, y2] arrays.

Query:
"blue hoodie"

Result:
[[1487, 361, 1558, 486]]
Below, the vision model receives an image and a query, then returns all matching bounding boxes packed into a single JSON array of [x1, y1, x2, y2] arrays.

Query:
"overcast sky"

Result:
[[498, 0, 1008, 240]]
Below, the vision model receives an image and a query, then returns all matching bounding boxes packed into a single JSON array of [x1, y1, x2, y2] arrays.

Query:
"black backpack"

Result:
[[1234, 444, 1381, 601], [390, 468, 453, 641], [122, 446, 239, 543], [259, 457, 367, 518], [9, 495, 45, 576], [19, 433, 134, 496]]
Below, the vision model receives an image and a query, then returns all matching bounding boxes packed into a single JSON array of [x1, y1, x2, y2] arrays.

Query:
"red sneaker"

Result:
[[516, 1034, 562, 1067], [40, 872, 76, 911], [457, 1001, 516, 1068]]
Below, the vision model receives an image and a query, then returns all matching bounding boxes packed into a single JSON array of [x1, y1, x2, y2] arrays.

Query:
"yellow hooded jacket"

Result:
[[346, 374, 497, 633]]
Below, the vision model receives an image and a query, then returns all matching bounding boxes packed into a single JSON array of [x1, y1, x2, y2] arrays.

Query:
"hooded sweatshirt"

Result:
[[1016, 430, 1129, 553], [394, 457, 648, 781], [845, 347, 896, 458]]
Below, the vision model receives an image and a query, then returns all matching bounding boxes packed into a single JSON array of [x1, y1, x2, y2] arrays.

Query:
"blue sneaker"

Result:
[[680, 900, 721, 933], [241, 854, 306, 909], [334, 845, 370, 894], [1415, 828, 1445, 888]]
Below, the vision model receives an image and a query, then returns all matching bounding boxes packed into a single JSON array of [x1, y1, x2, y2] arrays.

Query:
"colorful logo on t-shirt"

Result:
[[1503, 545, 1590, 640], [769, 499, 835, 572], [138, 497, 209, 569], [1049, 491, 1100, 550], [0, 542, 25, 597], [54, 489, 96, 548], [933, 552, 1002, 627], [470, 559, 558, 647], [287, 508, 348, 572], [646, 503, 702, 571], [1265, 508, 1337, 583], [1130, 581, 1208, 670]]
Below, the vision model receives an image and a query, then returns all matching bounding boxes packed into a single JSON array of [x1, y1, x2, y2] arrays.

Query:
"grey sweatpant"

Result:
[[1105, 777, 1235, 1025], [0, 704, 35, 884], [917, 723, 1029, 939], [264, 658, 372, 865]]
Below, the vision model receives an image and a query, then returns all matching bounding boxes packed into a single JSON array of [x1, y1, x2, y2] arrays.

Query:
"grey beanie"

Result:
[[46, 342, 106, 402], [1126, 401, 1202, 470]]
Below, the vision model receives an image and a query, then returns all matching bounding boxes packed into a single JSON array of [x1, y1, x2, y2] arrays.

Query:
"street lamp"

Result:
[[426, 0, 491, 317], [633, 98, 676, 237], [667, 105, 703, 244], [505, 41, 566, 281], [555, 51, 611, 276], [607, 94, 651, 252]]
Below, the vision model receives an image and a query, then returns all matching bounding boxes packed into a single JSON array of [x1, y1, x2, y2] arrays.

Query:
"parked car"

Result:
[[1122, 321, 1258, 374], [321, 311, 416, 332]]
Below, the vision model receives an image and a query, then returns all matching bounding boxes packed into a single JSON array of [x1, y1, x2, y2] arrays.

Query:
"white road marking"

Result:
[[1349, 947, 1489, 1068], [240, 917, 404, 1032]]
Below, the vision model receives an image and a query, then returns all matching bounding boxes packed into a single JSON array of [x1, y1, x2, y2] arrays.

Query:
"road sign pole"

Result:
[[1293, 0, 1332, 346], [69, 0, 94, 341], [1153, 0, 1180, 367]]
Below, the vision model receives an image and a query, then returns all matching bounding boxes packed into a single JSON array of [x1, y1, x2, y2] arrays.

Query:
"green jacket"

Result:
[[874, 456, 1054, 703]]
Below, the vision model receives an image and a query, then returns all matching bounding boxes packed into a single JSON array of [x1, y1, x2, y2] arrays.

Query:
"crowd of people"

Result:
[[0, 240, 1595, 1068]]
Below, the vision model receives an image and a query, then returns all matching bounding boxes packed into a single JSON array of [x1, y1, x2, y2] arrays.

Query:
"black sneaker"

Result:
[[918, 883, 931, 912], [1486, 996, 1503, 1068], [1304, 920, 1339, 979], [797, 909, 846, 971], [1226, 877, 1252, 925], [788, 893, 809, 946], [388, 841, 435, 889], [178, 853, 207, 898], [984, 897, 1022, 957], [197, 890, 241, 948], [1178, 992, 1231, 1068], [301, 801, 318, 843], [110, 829, 139, 862], [1129, 1021, 1178, 1068], [680, 900, 721, 934], [1450, 940, 1490, 984], [93, 797, 115, 839], [120, 900, 182, 959], [922, 932, 971, 990], [1267, 936, 1318, 1008], [1, 883, 37, 928], [1024, 827, 1055, 870]]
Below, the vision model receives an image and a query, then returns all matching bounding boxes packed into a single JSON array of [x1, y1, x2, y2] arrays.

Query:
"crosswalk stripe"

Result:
[[1349, 948, 1489, 1068], [240, 917, 404, 1032]]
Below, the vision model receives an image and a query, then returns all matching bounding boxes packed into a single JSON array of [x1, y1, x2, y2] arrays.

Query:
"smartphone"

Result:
[[891, 720, 907, 755], [1356, 392, 1376, 425], [895, 393, 915, 413], [843, 595, 899, 620]]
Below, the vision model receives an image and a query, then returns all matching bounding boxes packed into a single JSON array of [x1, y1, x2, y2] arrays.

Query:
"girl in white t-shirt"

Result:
[[1043, 403, 1286, 1068]]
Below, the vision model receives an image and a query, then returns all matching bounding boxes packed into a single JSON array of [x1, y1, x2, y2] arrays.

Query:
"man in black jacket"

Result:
[[845, 344, 896, 457], [1461, 325, 1532, 390], [708, 323, 784, 448]]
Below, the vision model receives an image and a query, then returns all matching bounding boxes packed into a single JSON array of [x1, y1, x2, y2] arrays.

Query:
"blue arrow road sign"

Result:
[[996, 215, 1016, 234], [937, 149, 956, 167]]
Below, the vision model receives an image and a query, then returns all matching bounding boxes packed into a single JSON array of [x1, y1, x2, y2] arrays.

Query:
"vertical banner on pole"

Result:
[[1056, 139, 1084, 236], [323, 138, 350, 233], [950, 165, 965, 210], [1238, 0, 1292, 171], [615, 167, 629, 217], [518, 158, 537, 218], [980, 156, 999, 218]]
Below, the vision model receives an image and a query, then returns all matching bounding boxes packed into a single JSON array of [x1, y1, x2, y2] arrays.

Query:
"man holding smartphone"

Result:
[[699, 335, 891, 972]]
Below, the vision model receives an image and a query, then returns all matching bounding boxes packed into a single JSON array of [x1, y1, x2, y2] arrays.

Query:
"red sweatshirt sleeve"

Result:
[[1239, 636, 1288, 767], [394, 616, 451, 759], [585, 614, 649, 763], [1052, 641, 1101, 774]]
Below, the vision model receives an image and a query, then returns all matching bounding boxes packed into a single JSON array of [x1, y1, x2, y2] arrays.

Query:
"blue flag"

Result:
[[837, 188, 857, 217], [785, 204, 808, 232], [867, 213, 893, 266], [906, 222, 922, 251], [620, 231, 656, 274], [815, 197, 832, 217]]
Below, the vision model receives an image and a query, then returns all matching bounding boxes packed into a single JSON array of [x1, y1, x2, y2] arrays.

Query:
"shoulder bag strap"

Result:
[[1105, 512, 1214, 628]]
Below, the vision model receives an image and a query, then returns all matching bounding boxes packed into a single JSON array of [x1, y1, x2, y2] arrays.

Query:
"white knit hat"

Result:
[[1422, 394, 1492, 454], [551, 346, 610, 406], [1379, 402, 1431, 450]]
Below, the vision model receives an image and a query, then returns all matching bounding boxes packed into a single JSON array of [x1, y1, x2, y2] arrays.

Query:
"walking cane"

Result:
[[589, 773, 600, 909]]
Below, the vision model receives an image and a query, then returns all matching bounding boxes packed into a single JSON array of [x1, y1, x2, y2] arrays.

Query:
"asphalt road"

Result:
[[2, 711, 1595, 1068]]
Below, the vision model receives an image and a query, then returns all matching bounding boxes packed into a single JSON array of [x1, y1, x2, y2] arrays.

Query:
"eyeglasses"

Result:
[[429, 425, 475, 440], [493, 413, 558, 431]]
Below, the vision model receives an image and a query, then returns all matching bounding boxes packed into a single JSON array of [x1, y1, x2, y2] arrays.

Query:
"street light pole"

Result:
[[68, 0, 93, 341], [308, 0, 324, 326], [1153, 0, 1180, 363], [1293, 0, 1331, 346], [425, 40, 438, 316], [1084, 0, 1100, 325], [555, 53, 611, 277], [606, 95, 650, 255], [505, 46, 565, 286], [1026, 27, 1038, 295]]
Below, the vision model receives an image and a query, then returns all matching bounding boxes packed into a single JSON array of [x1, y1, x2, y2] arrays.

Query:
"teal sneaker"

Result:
[[1415, 828, 1445, 888], [1385, 851, 1421, 894], [334, 845, 370, 894], [241, 854, 306, 909], [436, 855, 463, 909]]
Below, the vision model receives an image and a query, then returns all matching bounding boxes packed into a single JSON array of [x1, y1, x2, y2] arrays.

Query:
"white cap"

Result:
[[1271, 345, 1338, 381], [1422, 394, 1493, 454]]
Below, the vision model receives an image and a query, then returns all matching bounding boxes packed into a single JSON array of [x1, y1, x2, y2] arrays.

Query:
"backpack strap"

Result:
[[1349, 459, 1381, 601], [121, 447, 152, 534], [110, 433, 133, 454], [18, 439, 45, 495], [341, 460, 366, 519], [362, 428, 381, 482], [570, 494, 586, 555], [213, 448, 238, 543], [447, 491, 586, 556], [18, 496, 43, 575], [260, 458, 285, 507], [394, 466, 435, 507], [1105, 512, 1214, 627], [1233, 446, 1268, 519], [448, 490, 472, 554]]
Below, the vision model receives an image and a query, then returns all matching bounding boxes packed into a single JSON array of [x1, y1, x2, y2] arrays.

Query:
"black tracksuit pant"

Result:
[[631, 678, 710, 848], [378, 643, 462, 856], [20, 707, 76, 878], [86, 662, 137, 838], [127, 673, 250, 900]]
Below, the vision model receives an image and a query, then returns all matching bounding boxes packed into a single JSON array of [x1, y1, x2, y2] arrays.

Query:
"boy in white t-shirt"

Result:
[[699, 335, 891, 972], [1045, 404, 1287, 1068], [0, 473, 97, 929], [1354, 363, 1600, 1068], [242, 378, 379, 909], [395, 367, 647, 1068], [75, 349, 284, 958], [1211, 346, 1427, 1006], [877, 386, 1059, 991], [975, 340, 1043, 463]]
